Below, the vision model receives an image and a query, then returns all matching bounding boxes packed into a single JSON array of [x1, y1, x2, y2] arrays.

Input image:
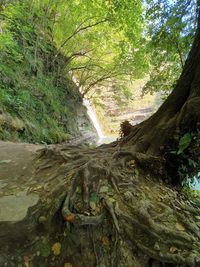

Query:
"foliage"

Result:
[[143, 0, 196, 96], [51, 0, 149, 95], [169, 131, 200, 187], [177, 133, 192, 155], [49, 0, 197, 98], [0, 0, 198, 144]]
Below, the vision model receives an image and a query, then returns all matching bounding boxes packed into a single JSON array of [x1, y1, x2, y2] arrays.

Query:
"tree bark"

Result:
[[119, 5, 200, 181]]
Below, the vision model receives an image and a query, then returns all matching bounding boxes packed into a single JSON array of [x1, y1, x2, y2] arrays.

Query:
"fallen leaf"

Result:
[[135, 169, 139, 177], [128, 160, 135, 166], [99, 186, 109, 193], [65, 214, 75, 222], [170, 246, 178, 254], [89, 201, 96, 210], [101, 236, 110, 246], [23, 256, 29, 267], [64, 263, 72, 267], [90, 192, 99, 203], [175, 222, 185, 231], [52, 242, 61, 256], [107, 197, 116, 203]]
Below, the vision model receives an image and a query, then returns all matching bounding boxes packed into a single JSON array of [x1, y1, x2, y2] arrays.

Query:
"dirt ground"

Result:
[[0, 141, 43, 193]]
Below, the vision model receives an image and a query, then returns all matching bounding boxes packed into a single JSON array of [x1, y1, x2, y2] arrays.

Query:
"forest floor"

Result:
[[0, 141, 42, 222], [0, 141, 200, 267]]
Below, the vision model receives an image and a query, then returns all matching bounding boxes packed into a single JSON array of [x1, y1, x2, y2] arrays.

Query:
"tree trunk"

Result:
[[122, 11, 200, 156], [116, 6, 200, 186]]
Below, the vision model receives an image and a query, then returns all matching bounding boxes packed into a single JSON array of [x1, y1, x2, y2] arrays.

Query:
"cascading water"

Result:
[[82, 96, 104, 139], [71, 76, 104, 139]]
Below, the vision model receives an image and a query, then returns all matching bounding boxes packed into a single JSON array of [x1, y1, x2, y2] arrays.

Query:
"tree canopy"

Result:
[[1, 0, 196, 97]]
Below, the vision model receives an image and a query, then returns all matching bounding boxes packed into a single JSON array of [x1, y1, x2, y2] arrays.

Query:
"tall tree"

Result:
[[121, 0, 200, 185]]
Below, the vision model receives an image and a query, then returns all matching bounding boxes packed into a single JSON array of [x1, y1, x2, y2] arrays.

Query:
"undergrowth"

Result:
[[0, 1, 89, 143], [165, 130, 200, 188]]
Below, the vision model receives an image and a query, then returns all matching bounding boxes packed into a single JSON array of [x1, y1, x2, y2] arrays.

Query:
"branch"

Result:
[[82, 72, 118, 96], [54, 18, 108, 59], [70, 62, 109, 72], [66, 49, 94, 63], [174, 39, 184, 69]]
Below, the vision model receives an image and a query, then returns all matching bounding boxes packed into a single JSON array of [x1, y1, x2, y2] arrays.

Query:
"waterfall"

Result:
[[72, 76, 104, 139], [82, 96, 104, 139]]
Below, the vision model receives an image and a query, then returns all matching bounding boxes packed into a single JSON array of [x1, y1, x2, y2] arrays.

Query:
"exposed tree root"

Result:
[[38, 145, 200, 266], [1, 143, 200, 267]]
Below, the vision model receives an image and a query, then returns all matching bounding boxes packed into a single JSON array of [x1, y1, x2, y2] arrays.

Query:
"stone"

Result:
[[0, 190, 39, 222]]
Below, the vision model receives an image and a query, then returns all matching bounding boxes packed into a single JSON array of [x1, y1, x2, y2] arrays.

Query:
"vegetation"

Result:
[[0, 0, 200, 267], [0, 0, 92, 143], [0, 0, 197, 143], [144, 0, 196, 96]]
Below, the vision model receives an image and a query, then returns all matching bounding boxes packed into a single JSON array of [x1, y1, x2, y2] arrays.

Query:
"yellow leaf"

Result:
[[107, 197, 116, 203], [64, 263, 72, 267], [89, 201, 96, 210], [24, 256, 29, 267], [52, 242, 61, 256], [175, 222, 185, 231], [101, 236, 110, 246], [128, 160, 135, 166], [170, 246, 178, 254]]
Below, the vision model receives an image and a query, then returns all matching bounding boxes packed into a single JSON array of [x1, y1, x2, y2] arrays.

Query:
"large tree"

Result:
[[1, 1, 200, 267]]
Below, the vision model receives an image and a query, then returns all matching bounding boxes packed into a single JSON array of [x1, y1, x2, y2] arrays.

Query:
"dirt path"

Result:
[[0, 141, 44, 223], [0, 135, 93, 190], [0, 141, 43, 191]]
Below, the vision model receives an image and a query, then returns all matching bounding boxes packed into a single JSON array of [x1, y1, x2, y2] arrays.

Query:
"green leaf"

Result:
[[177, 133, 192, 155], [90, 192, 99, 204]]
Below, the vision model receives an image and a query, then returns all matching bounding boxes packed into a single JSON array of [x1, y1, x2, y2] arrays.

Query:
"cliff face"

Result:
[[0, 2, 95, 144], [0, 79, 94, 144], [92, 79, 162, 136]]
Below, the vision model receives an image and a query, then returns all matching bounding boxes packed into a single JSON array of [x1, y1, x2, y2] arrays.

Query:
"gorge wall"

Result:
[[0, 2, 95, 144]]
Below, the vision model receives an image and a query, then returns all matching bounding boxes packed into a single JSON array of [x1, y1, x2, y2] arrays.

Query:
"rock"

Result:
[[0, 191, 39, 222]]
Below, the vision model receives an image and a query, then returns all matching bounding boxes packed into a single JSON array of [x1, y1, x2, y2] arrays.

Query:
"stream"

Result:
[[72, 75, 117, 145]]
